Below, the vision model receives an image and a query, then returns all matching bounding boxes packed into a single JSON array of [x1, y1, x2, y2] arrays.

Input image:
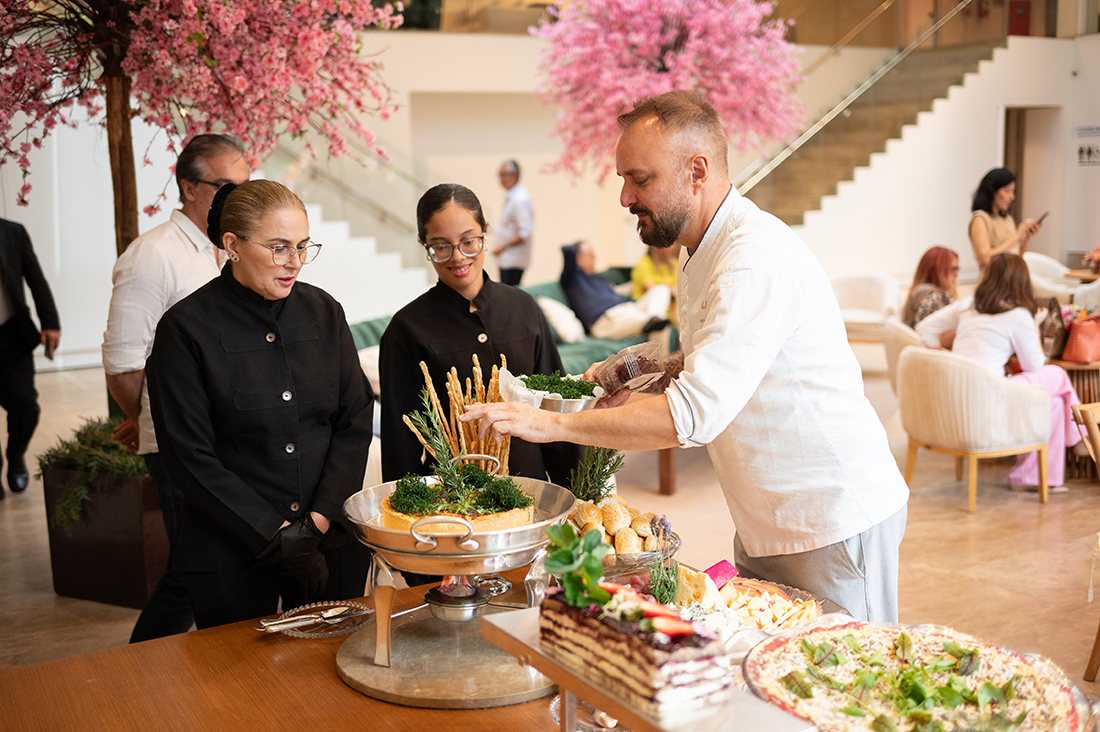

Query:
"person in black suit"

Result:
[[0, 218, 60, 498]]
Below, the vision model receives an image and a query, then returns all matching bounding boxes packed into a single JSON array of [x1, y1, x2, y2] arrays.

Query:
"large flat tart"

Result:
[[743, 621, 1080, 732], [380, 496, 533, 534]]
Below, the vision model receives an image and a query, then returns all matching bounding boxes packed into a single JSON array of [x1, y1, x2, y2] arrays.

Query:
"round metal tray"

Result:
[[343, 476, 576, 575]]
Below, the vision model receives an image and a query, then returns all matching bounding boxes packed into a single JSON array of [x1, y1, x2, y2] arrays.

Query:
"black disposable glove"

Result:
[[255, 513, 329, 599]]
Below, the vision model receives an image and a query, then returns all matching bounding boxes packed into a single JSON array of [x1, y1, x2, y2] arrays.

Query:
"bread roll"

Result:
[[613, 494, 629, 507], [614, 527, 642, 554], [630, 515, 652, 538], [581, 521, 604, 539], [596, 496, 618, 509], [643, 512, 658, 522], [627, 506, 642, 519], [571, 502, 601, 528], [601, 502, 631, 536], [644, 533, 660, 552]]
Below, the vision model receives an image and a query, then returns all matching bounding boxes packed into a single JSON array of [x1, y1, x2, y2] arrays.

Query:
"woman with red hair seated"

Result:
[[903, 247, 959, 328]]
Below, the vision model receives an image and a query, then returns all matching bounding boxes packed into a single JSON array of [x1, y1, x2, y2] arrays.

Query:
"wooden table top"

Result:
[[0, 570, 557, 732], [1065, 268, 1100, 283]]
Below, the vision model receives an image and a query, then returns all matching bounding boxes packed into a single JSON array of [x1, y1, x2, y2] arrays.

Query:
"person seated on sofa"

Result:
[[631, 243, 680, 325], [902, 246, 959, 347], [380, 184, 582, 490], [915, 253, 1086, 492], [561, 240, 671, 340]]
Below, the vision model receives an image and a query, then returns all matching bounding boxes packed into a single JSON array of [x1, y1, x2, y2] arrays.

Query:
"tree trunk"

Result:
[[104, 72, 138, 257]]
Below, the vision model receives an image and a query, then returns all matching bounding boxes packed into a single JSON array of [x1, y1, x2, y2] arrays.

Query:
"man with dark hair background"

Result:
[[493, 158, 533, 286], [102, 134, 250, 642]]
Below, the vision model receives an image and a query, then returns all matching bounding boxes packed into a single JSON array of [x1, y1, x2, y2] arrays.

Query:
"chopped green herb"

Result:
[[520, 371, 597, 399]]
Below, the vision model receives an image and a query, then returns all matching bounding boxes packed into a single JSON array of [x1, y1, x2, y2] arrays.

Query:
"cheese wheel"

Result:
[[630, 515, 652, 537], [614, 527, 642, 554], [601, 502, 631, 535]]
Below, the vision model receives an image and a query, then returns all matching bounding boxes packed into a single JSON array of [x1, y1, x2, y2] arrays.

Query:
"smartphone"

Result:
[[1036, 211, 1049, 225]]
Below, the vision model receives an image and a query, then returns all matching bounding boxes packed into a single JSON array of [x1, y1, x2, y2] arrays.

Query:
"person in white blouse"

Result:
[[916, 253, 1084, 490], [102, 134, 250, 642], [462, 91, 909, 623]]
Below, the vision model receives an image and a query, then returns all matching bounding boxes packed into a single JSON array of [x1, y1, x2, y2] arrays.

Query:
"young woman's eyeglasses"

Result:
[[425, 235, 486, 263], [238, 237, 322, 265]]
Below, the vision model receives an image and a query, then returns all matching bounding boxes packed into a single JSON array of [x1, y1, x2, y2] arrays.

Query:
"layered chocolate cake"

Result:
[[539, 584, 736, 715]]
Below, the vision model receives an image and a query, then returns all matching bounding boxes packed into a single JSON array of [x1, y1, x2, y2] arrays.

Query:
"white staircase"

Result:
[[297, 204, 430, 323]]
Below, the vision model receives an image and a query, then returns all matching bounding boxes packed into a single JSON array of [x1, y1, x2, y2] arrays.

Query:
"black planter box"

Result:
[[43, 466, 169, 609]]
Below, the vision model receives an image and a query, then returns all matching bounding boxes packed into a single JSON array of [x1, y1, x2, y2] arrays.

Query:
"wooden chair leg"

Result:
[[968, 455, 978, 513], [904, 439, 918, 484], [955, 456, 963, 481], [658, 448, 675, 496], [1037, 445, 1048, 504], [1086, 614, 1100, 681]]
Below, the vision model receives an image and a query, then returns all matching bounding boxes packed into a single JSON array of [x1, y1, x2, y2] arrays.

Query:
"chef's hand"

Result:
[[112, 418, 140, 453], [582, 358, 631, 408], [255, 513, 329, 598], [461, 401, 556, 444]]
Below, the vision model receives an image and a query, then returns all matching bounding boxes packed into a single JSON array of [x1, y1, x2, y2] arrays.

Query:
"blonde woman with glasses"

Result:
[[147, 180, 375, 628]]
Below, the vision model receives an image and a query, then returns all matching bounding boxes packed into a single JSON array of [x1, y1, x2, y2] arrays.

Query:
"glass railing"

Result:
[[736, 0, 1010, 226], [263, 135, 435, 277]]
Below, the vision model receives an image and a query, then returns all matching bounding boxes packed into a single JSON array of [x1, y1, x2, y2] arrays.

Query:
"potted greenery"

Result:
[[37, 417, 169, 609]]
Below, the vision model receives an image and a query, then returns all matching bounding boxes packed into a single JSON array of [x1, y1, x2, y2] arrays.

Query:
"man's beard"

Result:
[[631, 197, 689, 249]]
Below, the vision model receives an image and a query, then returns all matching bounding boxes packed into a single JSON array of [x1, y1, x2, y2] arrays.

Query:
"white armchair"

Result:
[[1074, 279, 1100, 310], [897, 347, 1050, 511], [831, 273, 901, 343], [1023, 251, 1070, 280], [882, 316, 924, 396], [1031, 275, 1075, 306]]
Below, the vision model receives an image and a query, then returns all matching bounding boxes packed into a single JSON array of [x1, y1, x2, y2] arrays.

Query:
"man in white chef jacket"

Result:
[[462, 90, 909, 623]]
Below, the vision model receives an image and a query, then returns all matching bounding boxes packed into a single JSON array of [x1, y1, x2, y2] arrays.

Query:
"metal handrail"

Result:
[[270, 142, 418, 237], [801, 0, 898, 77], [736, 0, 976, 195]]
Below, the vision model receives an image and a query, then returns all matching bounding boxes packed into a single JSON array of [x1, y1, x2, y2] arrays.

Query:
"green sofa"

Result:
[[348, 272, 647, 375]]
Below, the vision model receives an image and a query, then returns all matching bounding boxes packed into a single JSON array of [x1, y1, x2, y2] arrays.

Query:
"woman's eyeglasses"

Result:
[[425, 235, 486, 263], [238, 236, 322, 265]]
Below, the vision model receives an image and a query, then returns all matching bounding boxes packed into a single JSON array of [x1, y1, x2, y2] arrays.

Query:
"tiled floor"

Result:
[[4, 356, 1100, 701]]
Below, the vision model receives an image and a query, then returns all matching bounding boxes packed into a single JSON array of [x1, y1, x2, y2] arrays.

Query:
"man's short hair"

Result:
[[500, 159, 520, 178], [176, 134, 246, 202], [617, 90, 728, 176]]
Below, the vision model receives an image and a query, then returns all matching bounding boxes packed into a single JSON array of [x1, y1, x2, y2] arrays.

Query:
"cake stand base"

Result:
[[336, 604, 556, 709]]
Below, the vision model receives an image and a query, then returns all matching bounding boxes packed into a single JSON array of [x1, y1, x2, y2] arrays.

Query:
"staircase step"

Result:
[[746, 39, 1002, 224]]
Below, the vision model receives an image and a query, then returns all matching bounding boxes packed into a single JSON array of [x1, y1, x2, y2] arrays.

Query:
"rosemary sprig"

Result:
[[568, 446, 625, 504], [406, 388, 463, 492]]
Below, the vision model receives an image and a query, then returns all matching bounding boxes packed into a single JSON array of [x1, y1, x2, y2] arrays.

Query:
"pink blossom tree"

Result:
[[532, 0, 804, 181], [1, 0, 402, 255]]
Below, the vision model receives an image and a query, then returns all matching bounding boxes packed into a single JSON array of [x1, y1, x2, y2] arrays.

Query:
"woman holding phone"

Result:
[[969, 168, 1043, 270]]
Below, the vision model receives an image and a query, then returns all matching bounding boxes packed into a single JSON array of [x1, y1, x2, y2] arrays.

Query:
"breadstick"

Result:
[[402, 414, 437, 461]]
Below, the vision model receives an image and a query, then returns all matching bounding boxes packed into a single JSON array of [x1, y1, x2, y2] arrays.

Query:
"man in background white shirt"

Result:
[[463, 91, 909, 622], [102, 134, 250, 642], [493, 159, 533, 286]]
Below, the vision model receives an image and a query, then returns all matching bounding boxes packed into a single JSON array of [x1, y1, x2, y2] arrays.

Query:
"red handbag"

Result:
[[1062, 313, 1100, 363]]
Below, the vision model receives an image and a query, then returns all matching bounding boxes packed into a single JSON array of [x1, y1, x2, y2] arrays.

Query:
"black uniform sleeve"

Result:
[[148, 315, 286, 555], [379, 317, 431, 482], [311, 302, 374, 518]]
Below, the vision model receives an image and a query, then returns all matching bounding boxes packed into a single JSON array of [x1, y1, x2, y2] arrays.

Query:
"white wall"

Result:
[[794, 36, 1082, 283]]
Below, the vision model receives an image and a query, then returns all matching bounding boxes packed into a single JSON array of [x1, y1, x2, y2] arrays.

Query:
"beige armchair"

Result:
[[897, 347, 1050, 511], [883, 316, 924, 396], [831, 273, 900, 343]]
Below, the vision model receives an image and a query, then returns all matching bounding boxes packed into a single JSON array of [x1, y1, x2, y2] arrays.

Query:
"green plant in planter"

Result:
[[36, 416, 148, 536]]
